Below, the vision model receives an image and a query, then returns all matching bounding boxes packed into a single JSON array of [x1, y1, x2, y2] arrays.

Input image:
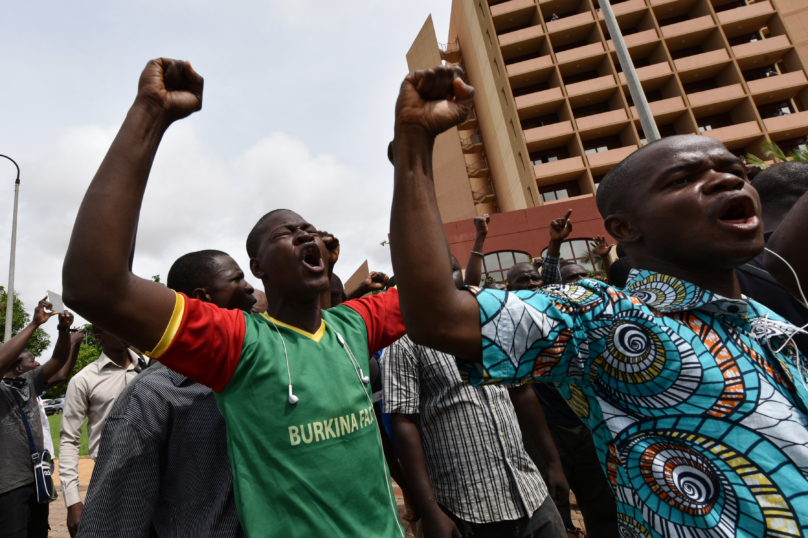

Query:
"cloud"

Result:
[[0, 119, 393, 356]]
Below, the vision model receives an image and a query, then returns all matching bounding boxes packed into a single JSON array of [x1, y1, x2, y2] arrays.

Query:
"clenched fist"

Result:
[[394, 66, 474, 140], [136, 58, 204, 124]]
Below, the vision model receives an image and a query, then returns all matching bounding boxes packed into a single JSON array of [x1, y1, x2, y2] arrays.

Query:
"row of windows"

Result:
[[478, 241, 605, 284]]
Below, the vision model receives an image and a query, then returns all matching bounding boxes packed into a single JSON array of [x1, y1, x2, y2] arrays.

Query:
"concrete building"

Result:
[[406, 0, 808, 281]]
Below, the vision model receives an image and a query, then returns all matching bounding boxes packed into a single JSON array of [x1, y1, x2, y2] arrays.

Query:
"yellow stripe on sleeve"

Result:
[[145, 292, 186, 359]]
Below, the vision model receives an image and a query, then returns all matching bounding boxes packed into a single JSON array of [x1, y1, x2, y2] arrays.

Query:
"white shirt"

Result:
[[59, 350, 141, 506]]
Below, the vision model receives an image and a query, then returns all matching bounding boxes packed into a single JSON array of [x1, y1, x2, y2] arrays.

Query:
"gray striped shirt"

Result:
[[382, 336, 547, 524]]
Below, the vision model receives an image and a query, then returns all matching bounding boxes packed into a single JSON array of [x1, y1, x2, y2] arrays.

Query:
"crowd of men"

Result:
[[0, 58, 807, 538]]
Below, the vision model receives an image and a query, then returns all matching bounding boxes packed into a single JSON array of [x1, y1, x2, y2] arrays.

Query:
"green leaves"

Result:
[[0, 286, 51, 357], [745, 141, 808, 169]]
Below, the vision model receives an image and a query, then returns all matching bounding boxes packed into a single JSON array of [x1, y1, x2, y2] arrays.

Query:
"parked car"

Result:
[[44, 398, 64, 415]]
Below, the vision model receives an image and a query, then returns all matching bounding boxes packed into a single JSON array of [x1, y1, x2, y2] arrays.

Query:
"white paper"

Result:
[[47, 290, 65, 314]]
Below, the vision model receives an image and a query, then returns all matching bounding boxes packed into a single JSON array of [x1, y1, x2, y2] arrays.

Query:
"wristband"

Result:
[[470, 251, 484, 256], [57, 326, 78, 333]]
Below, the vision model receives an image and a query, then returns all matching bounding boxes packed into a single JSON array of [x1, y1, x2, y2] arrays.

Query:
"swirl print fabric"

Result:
[[458, 270, 808, 538]]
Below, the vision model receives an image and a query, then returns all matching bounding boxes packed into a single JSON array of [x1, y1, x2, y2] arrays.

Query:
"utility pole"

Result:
[[599, 0, 660, 142], [1, 155, 20, 343]]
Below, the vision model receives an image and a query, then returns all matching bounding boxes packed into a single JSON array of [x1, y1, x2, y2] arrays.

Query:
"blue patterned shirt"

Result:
[[458, 270, 808, 538]]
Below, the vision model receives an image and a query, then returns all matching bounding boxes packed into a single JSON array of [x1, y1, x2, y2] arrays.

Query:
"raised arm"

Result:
[[463, 215, 489, 286], [46, 328, 84, 389], [42, 311, 77, 382], [389, 66, 481, 360], [764, 190, 808, 305], [62, 58, 203, 352], [541, 210, 573, 286], [0, 297, 57, 378], [591, 235, 614, 280], [347, 272, 389, 301]]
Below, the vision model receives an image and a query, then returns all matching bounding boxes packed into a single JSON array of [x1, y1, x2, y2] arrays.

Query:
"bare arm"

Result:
[[508, 385, 570, 507], [591, 236, 613, 280], [0, 297, 57, 378], [62, 58, 203, 352], [463, 215, 489, 286], [764, 191, 808, 305], [392, 414, 461, 538], [41, 311, 77, 382], [46, 329, 84, 389], [389, 66, 481, 360]]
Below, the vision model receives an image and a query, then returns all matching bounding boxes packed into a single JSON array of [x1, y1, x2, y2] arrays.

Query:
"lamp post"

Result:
[[1, 155, 20, 343], [599, 0, 660, 142]]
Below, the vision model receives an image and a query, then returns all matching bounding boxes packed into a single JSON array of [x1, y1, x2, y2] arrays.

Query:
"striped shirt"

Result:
[[382, 335, 547, 524], [77, 364, 243, 538]]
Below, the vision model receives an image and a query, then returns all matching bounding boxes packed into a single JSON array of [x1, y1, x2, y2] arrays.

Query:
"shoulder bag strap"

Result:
[[15, 399, 39, 458]]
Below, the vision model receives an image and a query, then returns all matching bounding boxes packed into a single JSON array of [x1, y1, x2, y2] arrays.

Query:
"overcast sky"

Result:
[[0, 1, 450, 358]]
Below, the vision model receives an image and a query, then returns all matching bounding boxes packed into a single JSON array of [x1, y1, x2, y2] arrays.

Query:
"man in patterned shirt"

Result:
[[388, 65, 808, 538]]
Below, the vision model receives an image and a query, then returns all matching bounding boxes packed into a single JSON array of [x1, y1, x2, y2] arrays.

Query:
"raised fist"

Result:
[[136, 58, 204, 124], [394, 66, 475, 140], [318, 231, 341, 268], [473, 214, 490, 235], [57, 310, 75, 329]]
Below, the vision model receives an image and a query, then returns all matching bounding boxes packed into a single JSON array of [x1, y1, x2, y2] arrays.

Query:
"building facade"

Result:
[[407, 0, 808, 277]]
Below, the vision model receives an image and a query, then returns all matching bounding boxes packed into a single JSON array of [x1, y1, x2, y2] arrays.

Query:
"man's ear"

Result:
[[191, 288, 211, 303], [604, 213, 641, 245], [250, 258, 265, 280]]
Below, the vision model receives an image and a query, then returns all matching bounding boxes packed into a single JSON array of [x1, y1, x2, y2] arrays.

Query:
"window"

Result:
[[583, 135, 622, 155], [669, 45, 703, 60], [502, 88, 509, 106], [521, 112, 560, 130], [697, 113, 733, 132], [539, 180, 581, 202], [682, 79, 718, 94], [511, 81, 551, 98], [530, 146, 571, 165], [518, 151, 526, 170], [480, 250, 532, 283], [759, 101, 794, 118], [494, 58, 500, 76], [593, 175, 605, 190], [541, 239, 606, 274], [528, 186, 536, 205], [511, 120, 517, 138], [487, 30, 493, 47]]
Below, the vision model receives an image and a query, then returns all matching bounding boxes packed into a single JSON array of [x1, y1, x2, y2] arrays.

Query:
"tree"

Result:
[[746, 141, 808, 169], [0, 286, 51, 357], [48, 324, 102, 397]]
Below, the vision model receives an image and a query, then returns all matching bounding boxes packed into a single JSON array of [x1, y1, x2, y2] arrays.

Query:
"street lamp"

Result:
[[1, 155, 20, 343]]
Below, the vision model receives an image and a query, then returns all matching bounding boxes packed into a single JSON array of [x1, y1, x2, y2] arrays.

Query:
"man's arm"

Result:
[[60, 377, 90, 534], [373, 403, 418, 522], [46, 330, 84, 389], [0, 297, 57, 378], [508, 385, 570, 507], [540, 211, 573, 286], [464, 215, 489, 287], [764, 191, 808, 305], [62, 58, 203, 352], [41, 311, 77, 382], [392, 414, 461, 538], [389, 66, 481, 360], [347, 272, 389, 301]]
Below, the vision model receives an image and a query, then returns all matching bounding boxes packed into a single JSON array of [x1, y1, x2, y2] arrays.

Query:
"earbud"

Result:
[[337, 333, 346, 346], [360, 369, 370, 384], [288, 385, 299, 405]]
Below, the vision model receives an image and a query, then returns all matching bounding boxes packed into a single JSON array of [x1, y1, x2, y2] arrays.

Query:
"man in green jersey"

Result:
[[62, 58, 407, 537]]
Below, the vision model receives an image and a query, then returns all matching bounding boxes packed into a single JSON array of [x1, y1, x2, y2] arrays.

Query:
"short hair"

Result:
[[609, 257, 633, 288], [751, 162, 808, 209], [246, 209, 290, 259], [597, 138, 668, 218], [167, 250, 230, 296]]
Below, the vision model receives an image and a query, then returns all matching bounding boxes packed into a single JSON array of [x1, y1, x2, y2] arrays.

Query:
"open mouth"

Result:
[[300, 244, 324, 272], [717, 196, 759, 231]]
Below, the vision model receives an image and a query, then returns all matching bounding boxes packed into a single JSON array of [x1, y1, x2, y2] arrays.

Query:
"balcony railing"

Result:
[[747, 71, 808, 105], [472, 185, 496, 205], [701, 121, 762, 148], [718, 0, 774, 38], [460, 134, 484, 151], [660, 15, 715, 40], [467, 160, 490, 177], [733, 35, 793, 71], [459, 109, 477, 129]]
